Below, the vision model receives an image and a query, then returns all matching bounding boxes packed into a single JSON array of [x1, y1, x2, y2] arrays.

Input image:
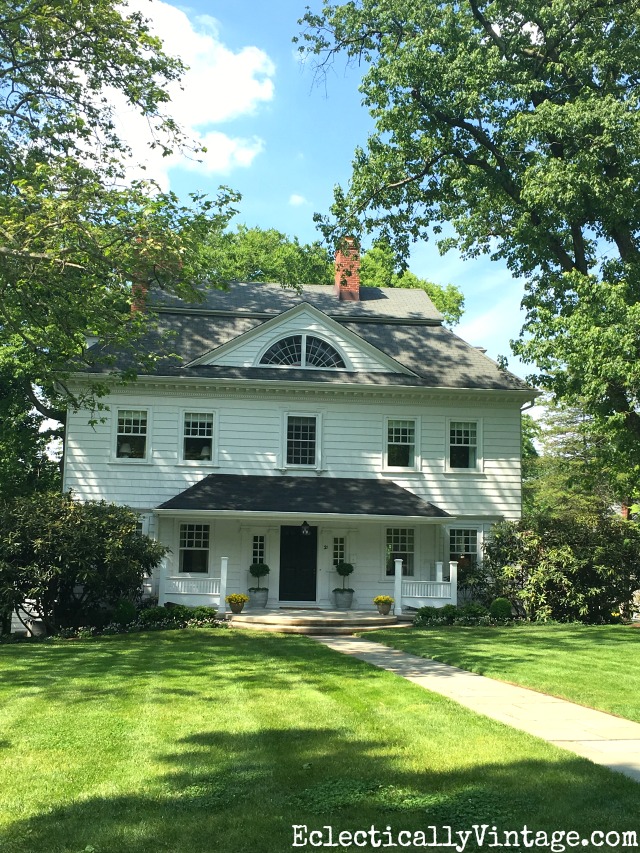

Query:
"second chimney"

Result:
[[334, 237, 360, 301]]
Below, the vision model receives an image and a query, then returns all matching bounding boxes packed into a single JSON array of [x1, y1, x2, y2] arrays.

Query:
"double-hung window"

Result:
[[449, 528, 479, 582], [386, 419, 417, 468], [448, 420, 479, 471], [385, 528, 415, 577], [116, 409, 148, 459], [179, 524, 210, 573], [183, 412, 214, 461], [286, 415, 317, 467]]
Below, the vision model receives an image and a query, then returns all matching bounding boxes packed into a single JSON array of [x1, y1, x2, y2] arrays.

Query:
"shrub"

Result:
[[489, 597, 512, 621], [0, 492, 167, 633], [413, 606, 448, 627], [440, 604, 459, 624], [113, 599, 138, 625], [484, 517, 640, 622], [248, 563, 270, 590]]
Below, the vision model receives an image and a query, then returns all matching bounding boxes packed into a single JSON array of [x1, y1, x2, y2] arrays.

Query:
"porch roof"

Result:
[[156, 474, 451, 520]]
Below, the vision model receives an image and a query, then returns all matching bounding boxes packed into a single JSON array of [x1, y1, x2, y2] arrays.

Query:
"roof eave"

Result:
[[153, 508, 454, 522]]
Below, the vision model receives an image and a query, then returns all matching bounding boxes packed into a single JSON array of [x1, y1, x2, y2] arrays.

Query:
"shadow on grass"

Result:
[[2, 726, 638, 853], [1, 630, 639, 853], [0, 631, 370, 705]]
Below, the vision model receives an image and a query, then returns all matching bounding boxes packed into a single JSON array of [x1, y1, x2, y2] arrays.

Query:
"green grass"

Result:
[[0, 629, 638, 853], [368, 623, 640, 721]]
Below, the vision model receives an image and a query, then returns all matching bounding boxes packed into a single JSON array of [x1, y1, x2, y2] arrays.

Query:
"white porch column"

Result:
[[435, 561, 443, 582], [449, 560, 458, 606], [394, 558, 403, 615], [218, 556, 229, 615], [158, 561, 167, 606]]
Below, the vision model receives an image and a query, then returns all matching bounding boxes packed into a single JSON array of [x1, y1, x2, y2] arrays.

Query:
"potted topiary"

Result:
[[226, 593, 249, 614], [248, 562, 270, 608], [373, 595, 394, 615], [333, 561, 354, 609]]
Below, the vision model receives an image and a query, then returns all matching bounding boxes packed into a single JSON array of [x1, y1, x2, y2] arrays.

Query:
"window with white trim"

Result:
[[252, 535, 266, 564], [449, 528, 479, 569], [116, 409, 148, 459], [449, 421, 478, 470], [386, 419, 416, 468], [286, 415, 317, 466], [179, 524, 210, 573], [385, 528, 414, 577], [332, 537, 346, 567], [260, 334, 345, 368], [183, 412, 214, 461]]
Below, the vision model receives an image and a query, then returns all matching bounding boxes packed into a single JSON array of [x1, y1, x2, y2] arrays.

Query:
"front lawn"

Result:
[[0, 630, 638, 853], [368, 623, 640, 721]]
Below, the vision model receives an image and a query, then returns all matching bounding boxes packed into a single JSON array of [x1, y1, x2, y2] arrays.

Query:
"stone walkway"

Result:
[[313, 635, 640, 784]]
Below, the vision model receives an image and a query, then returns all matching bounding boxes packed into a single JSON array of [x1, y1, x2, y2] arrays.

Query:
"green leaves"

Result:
[[300, 0, 640, 466]]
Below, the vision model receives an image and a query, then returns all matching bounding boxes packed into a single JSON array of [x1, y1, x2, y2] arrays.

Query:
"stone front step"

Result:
[[226, 608, 401, 635]]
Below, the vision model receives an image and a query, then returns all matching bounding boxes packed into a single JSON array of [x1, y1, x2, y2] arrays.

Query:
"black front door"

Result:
[[279, 525, 317, 601]]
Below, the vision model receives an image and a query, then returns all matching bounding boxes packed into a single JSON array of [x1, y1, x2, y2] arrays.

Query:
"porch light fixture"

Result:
[[300, 521, 311, 536]]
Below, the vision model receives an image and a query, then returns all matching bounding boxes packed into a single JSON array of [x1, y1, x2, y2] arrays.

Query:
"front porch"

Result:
[[154, 472, 461, 615], [158, 556, 459, 615]]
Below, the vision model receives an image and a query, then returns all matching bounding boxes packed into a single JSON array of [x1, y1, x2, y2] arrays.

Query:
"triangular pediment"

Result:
[[186, 303, 416, 375]]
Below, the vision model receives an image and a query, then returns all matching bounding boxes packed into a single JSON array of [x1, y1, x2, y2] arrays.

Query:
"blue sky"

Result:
[[123, 0, 530, 380]]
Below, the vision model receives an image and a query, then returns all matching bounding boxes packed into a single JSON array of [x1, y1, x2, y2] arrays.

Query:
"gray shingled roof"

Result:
[[157, 473, 451, 518], [154, 282, 444, 322], [81, 281, 534, 393]]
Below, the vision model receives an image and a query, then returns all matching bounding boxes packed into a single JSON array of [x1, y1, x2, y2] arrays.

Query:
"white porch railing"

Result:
[[162, 577, 221, 597], [395, 560, 458, 614], [159, 557, 229, 611], [402, 580, 452, 599]]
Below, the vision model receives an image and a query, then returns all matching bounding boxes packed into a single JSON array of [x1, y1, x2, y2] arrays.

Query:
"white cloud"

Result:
[[289, 193, 308, 206], [113, 0, 275, 188]]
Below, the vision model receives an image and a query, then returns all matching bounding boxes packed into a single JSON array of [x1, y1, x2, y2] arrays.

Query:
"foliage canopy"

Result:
[[0, 0, 240, 414], [299, 0, 640, 459], [0, 492, 167, 632]]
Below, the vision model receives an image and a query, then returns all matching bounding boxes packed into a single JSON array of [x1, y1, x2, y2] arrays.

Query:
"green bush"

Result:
[[484, 517, 640, 622], [489, 597, 512, 621], [413, 606, 443, 627], [113, 599, 138, 625], [0, 492, 167, 633], [441, 604, 459, 624]]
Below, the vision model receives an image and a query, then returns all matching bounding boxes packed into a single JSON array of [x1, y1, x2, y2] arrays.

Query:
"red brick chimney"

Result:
[[131, 281, 148, 313], [334, 237, 360, 301]]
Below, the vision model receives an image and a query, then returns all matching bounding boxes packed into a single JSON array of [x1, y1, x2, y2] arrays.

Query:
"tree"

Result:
[[523, 398, 640, 522], [299, 0, 640, 464], [0, 0, 240, 420], [484, 516, 640, 623], [359, 242, 464, 324], [0, 365, 60, 501], [205, 225, 334, 286], [0, 493, 167, 633]]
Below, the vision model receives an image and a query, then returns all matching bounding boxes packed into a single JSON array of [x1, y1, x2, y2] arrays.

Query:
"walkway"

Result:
[[313, 636, 640, 784]]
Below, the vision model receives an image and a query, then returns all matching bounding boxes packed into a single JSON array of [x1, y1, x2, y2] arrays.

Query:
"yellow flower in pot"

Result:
[[373, 595, 394, 615], [226, 593, 249, 614]]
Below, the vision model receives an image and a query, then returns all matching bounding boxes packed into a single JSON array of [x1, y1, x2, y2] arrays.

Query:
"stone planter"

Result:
[[229, 600, 246, 614], [376, 603, 392, 616], [334, 589, 354, 610], [248, 588, 269, 609]]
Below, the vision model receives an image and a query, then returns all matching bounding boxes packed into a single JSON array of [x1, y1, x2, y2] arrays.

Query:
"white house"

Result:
[[63, 245, 536, 614]]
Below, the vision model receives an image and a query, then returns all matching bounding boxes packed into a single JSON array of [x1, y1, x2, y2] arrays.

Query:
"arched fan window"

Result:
[[260, 334, 346, 368]]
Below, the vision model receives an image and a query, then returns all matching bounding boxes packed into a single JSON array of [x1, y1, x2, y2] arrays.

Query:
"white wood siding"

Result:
[[64, 386, 523, 520]]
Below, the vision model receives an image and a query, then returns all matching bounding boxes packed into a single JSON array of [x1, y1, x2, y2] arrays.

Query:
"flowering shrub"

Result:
[[226, 593, 249, 605]]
